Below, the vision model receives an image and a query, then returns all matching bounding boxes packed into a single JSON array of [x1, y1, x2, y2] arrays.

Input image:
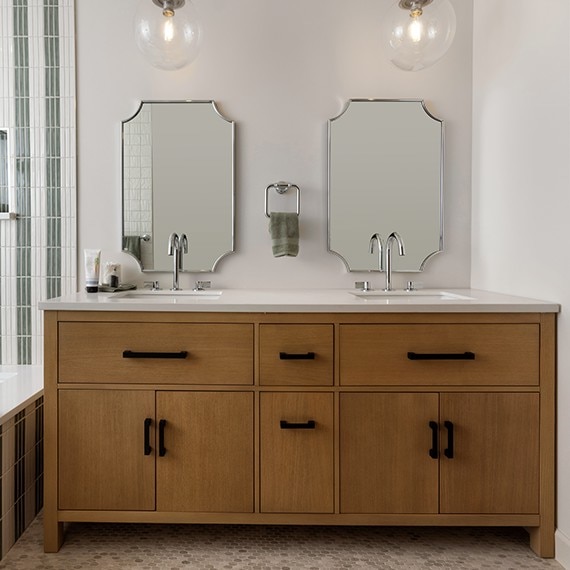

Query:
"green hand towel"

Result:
[[269, 212, 299, 257], [122, 235, 142, 262]]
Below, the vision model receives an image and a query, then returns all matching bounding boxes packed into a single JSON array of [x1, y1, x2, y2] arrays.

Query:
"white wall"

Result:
[[471, 1, 570, 565], [76, 0, 473, 290]]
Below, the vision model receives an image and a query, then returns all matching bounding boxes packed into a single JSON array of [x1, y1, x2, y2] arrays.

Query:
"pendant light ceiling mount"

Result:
[[398, 0, 433, 10], [152, 0, 185, 17]]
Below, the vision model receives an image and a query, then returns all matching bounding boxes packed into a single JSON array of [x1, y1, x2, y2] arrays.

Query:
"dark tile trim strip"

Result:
[[35, 403, 44, 515], [14, 410, 25, 540]]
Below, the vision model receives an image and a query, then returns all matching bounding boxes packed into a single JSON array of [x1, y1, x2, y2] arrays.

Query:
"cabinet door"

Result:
[[156, 391, 254, 512], [440, 393, 539, 514], [260, 392, 334, 513], [340, 393, 439, 513], [58, 390, 155, 510]]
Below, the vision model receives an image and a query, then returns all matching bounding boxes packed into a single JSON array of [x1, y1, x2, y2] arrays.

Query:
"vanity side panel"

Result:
[[529, 313, 556, 557], [43, 311, 64, 552]]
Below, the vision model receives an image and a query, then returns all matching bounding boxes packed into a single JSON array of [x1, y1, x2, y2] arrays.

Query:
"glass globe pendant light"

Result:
[[134, 0, 202, 71], [381, 0, 456, 72]]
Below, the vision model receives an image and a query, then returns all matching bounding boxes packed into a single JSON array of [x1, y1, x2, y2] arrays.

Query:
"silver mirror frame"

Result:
[[121, 100, 236, 272], [327, 98, 444, 272]]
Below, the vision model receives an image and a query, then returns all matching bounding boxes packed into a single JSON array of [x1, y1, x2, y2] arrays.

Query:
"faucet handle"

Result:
[[194, 280, 211, 291], [355, 281, 371, 291], [405, 281, 423, 292]]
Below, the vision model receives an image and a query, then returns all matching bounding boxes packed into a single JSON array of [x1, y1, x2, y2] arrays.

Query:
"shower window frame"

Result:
[[0, 127, 14, 220]]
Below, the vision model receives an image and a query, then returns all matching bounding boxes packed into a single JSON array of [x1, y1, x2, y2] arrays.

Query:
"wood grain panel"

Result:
[[58, 322, 254, 384], [260, 392, 334, 513], [340, 324, 539, 386], [440, 393, 539, 514], [340, 393, 439, 513], [58, 390, 155, 511], [260, 324, 333, 385], [156, 391, 254, 513]]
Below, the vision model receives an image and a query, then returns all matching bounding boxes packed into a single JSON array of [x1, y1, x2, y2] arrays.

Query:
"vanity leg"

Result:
[[44, 516, 64, 553], [528, 526, 555, 558], [43, 310, 64, 552]]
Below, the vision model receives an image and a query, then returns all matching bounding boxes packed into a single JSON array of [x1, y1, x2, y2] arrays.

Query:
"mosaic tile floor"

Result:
[[0, 514, 564, 570]]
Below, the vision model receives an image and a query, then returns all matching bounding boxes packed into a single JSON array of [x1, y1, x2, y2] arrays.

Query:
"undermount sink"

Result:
[[349, 290, 475, 301], [111, 289, 223, 302]]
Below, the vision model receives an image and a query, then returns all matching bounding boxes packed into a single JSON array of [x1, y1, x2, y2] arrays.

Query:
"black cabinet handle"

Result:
[[428, 421, 439, 459], [280, 420, 316, 429], [144, 418, 152, 456], [444, 420, 454, 459], [408, 351, 475, 361], [123, 350, 188, 359], [279, 352, 316, 360], [158, 419, 167, 457]]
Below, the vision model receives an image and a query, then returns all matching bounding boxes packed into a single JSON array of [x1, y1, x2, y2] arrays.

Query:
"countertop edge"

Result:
[[37, 289, 561, 314]]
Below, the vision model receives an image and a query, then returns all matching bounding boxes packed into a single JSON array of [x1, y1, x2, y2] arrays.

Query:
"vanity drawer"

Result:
[[58, 322, 254, 384], [259, 324, 334, 386], [339, 324, 539, 386]]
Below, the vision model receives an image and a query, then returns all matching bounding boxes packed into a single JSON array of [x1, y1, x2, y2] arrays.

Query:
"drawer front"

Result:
[[259, 324, 333, 386], [260, 392, 334, 513], [59, 322, 254, 384], [340, 324, 539, 386]]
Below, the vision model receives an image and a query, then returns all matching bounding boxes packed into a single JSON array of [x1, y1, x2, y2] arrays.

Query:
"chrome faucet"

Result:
[[179, 233, 189, 263], [369, 233, 384, 273], [167, 232, 180, 290], [167, 232, 188, 291], [384, 231, 406, 291]]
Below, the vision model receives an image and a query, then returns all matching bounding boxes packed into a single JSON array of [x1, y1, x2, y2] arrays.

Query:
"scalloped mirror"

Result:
[[328, 99, 443, 272], [122, 100, 235, 272]]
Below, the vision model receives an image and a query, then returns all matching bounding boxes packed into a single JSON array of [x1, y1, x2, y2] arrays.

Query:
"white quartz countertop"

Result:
[[38, 288, 560, 313]]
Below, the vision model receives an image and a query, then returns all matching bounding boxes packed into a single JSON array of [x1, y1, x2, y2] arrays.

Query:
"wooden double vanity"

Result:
[[40, 289, 557, 557]]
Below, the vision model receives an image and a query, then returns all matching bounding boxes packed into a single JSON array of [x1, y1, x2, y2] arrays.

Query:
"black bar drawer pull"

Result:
[[280, 420, 316, 429], [144, 418, 152, 456], [279, 352, 316, 360], [123, 350, 188, 359], [158, 419, 167, 457], [408, 351, 475, 361], [444, 420, 454, 459], [428, 421, 439, 459]]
